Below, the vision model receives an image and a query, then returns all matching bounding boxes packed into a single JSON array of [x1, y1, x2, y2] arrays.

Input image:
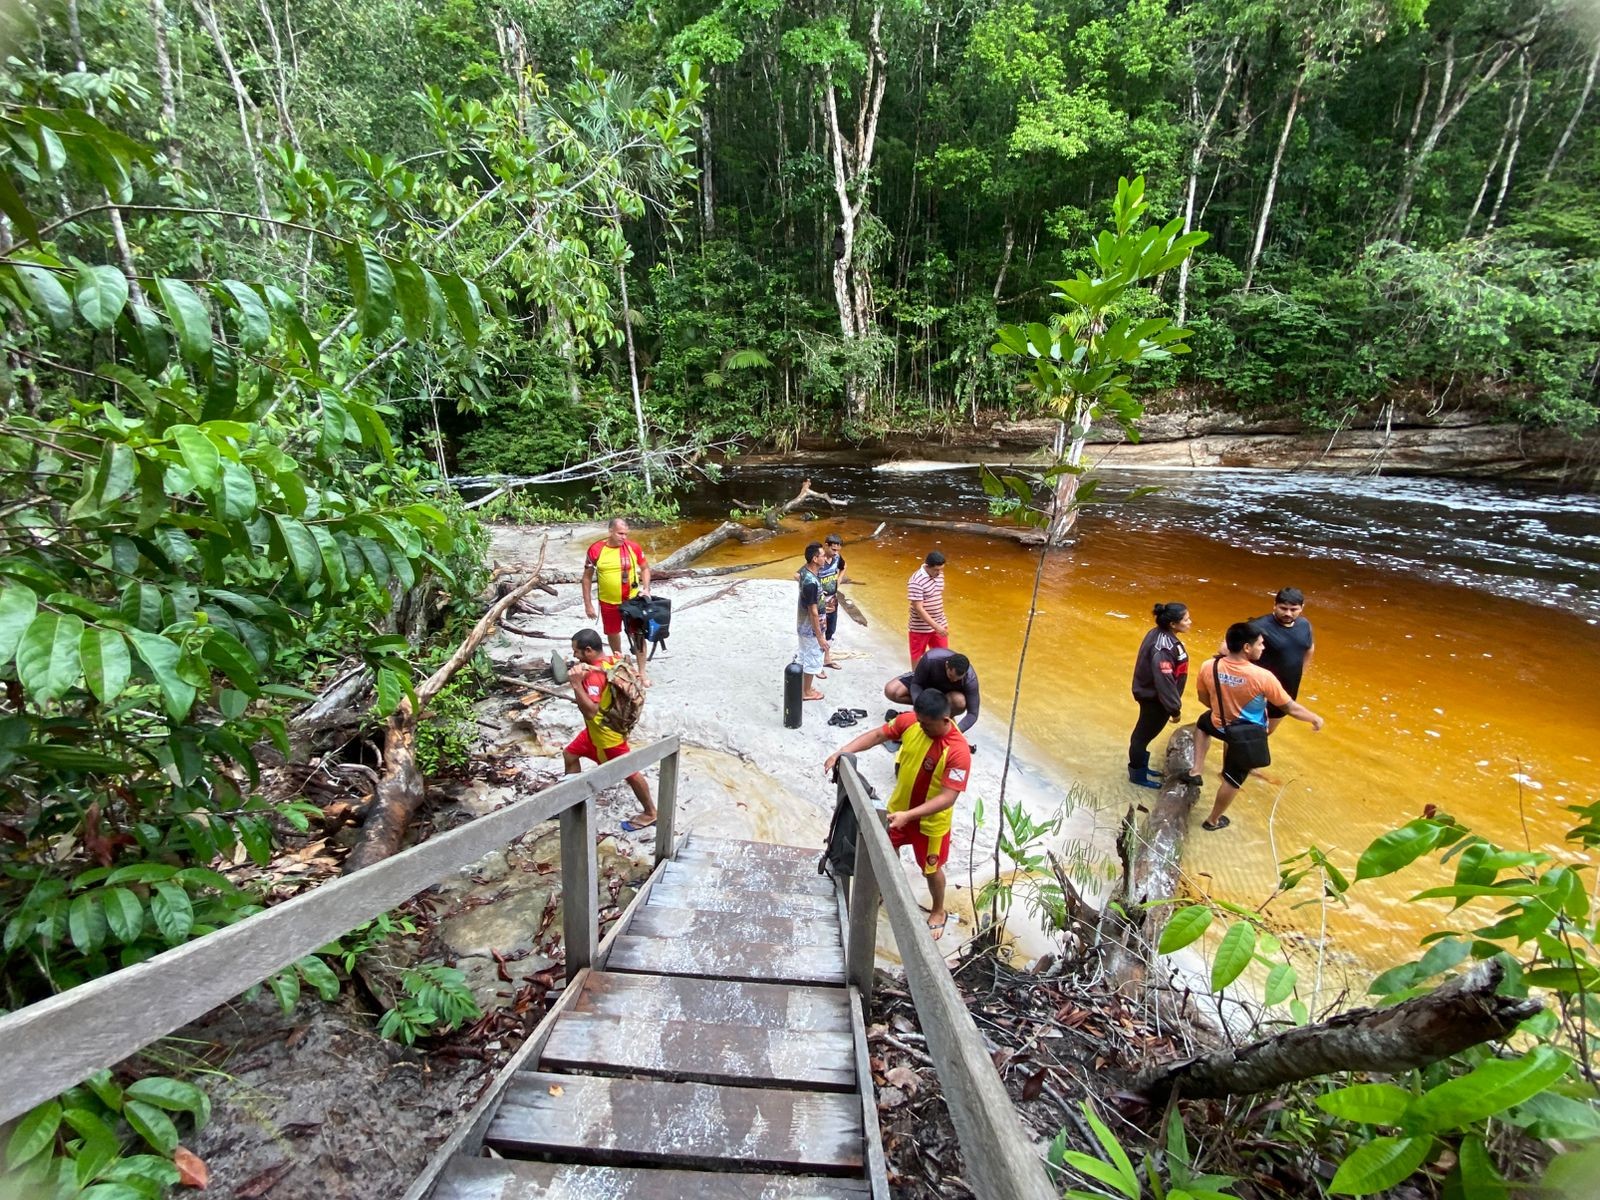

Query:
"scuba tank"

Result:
[[783, 659, 804, 728]]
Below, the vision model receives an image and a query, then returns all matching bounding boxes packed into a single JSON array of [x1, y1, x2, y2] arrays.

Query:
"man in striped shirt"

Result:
[[906, 550, 949, 666]]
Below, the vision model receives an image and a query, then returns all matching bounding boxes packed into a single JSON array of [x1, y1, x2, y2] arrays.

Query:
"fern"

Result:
[[721, 348, 774, 371]]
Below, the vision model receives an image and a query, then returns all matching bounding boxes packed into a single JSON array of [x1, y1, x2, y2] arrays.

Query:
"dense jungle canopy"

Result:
[[2, 0, 1598, 485]]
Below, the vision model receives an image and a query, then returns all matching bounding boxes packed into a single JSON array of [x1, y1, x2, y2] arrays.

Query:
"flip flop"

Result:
[[1201, 816, 1231, 832], [927, 913, 952, 941], [620, 818, 656, 833], [827, 710, 859, 728], [803, 692, 826, 701], [848, 709, 868, 719]]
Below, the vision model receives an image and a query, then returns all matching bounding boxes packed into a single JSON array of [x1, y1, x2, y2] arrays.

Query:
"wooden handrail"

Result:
[[0, 737, 680, 1125], [835, 754, 1057, 1200]]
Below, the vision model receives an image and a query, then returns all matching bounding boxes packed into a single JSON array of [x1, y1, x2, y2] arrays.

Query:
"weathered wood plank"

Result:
[[486, 1073, 864, 1174], [539, 1011, 856, 1090], [679, 836, 823, 870], [435, 1156, 871, 1199], [559, 797, 598, 978], [572, 972, 852, 1032], [628, 905, 842, 949], [846, 984, 892, 1200], [0, 738, 680, 1125], [655, 748, 680, 865], [605, 934, 845, 986], [836, 754, 1056, 1200], [646, 879, 838, 920], [658, 861, 835, 900]]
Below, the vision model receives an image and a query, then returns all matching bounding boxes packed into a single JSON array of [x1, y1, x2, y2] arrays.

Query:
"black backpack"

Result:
[[619, 596, 672, 660], [819, 757, 876, 880]]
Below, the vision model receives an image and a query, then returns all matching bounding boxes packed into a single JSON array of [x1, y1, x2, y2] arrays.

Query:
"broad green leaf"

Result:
[[1263, 961, 1297, 1006], [216, 459, 259, 521], [126, 628, 196, 719], [391, 258, 432, 341], [1063, 1151, 1140, 1199], [123, 1099, 179, 1154], [74, 263, 129, 330], [309, 524, 348, 593], [17, 610, 85, 703], [1158, 905, 1211, 955], [154, 277, 213, 363], [220, 279, 271, 352], [1410, 1046, 1572, 1133], [68, 891, 108, 953], [77, 440, 137, 516], [296, 955, 342, 1002], [14, 262, 73, 331], [125, 1077, 210, 1127], [149, 882, 194, 942], [1316, 1082, 1414, 1126], [1356, 819, 1444, 882], [5, 1099, 61, 1168], [0, 583, 39, 665], [1445, 1135, 1507, 1200], [1210, 920, 1256, 991], [119, 297, 171, 374], [435, 270, 481, 346], [64, 1105, 120, 1187], [1328, 1135, 1433, 1196], [0, 168, 39, 243], [202, 629, 261, 694], [273, 514, 323, 588], [168, 424, 221, 490], [267, 967, 301, 1013], [80, 625, 131, 704], [101, 886, 145, 942], [1506, 1091, 1600, 1140], [345, 242, 396, 337]]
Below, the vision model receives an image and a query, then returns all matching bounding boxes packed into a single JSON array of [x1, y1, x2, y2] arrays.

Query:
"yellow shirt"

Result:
[[579, 656, 627, 753], [587, 539, 645, 606]]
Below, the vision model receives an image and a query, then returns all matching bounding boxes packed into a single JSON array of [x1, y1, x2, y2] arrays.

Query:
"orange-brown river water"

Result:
[[649, 463, 1600, 979]]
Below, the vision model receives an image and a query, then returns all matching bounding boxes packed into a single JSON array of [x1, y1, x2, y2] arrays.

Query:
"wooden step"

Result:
[[539, 1010, 855, 1090], [659, 860, 836, 901], [571, 971, 853, 1032], [485, 1072, 864, 1175], [606, 933, 845, 987], [628, 905, 842, 949], [682, 835, 824, 869], [435, 1156, 871, 1199], [646, 877, 838, 920]]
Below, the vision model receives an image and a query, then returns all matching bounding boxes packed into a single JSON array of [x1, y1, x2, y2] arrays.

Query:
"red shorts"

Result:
[[908, 630, 949, 665], [565, 728, 632, 764], [598, 601, 624, 636], [889, 820, 950, 875]]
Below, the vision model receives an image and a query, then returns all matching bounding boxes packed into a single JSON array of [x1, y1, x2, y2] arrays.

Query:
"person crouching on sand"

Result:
[[824, 690, 971, 942]]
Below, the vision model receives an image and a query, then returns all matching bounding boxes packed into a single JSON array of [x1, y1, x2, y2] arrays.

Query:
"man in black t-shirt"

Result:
[[1249, 587, 1315, 733], [884, 648, 981, 734]]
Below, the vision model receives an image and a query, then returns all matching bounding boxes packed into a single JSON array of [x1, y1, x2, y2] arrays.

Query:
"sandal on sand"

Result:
[[803, 691, 826, 701], [620, 817, 656, 833], [1201, 816, 1231, 832], [827, 709, 859, 728], [848, 708, 868, 719]]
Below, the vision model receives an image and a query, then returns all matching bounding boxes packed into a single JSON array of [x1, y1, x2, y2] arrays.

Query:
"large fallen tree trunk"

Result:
[[1135, 959, 1541, 1102], [1105, 728, 1198, 991], [882, 515, 1046, 546], [344, 544, 548, 873], [734, 476, 848, 530], [653, 520, 773, 572]]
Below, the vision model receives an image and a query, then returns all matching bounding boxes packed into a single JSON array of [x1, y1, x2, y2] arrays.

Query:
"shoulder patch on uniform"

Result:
[[947, 767, 967, 782]]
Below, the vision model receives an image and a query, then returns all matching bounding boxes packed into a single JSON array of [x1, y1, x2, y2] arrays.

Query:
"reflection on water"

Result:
[[667, 462, 1600, 976]]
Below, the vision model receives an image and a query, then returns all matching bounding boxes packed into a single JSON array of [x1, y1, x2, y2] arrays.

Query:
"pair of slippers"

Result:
[[827, 708, 870, 727]]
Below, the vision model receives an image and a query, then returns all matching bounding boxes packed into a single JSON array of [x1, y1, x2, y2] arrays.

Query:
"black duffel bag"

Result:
[[619, 595, 672, 658]]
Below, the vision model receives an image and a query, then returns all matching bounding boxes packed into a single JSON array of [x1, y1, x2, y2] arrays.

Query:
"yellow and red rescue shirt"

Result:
[[586, 538, 647, 606], [883, 711, 971, 837], [579, 655, 628, 753]]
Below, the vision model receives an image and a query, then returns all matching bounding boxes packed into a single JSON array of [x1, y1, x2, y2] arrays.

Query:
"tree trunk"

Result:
[[345, 552, 548, 873], [188, 0, 276, 236], [1487, 52, 1533, 228], [1044, 400, 1092, 545], [148, 0, 181, 168], [992, 215, 1015, 303], [1243, 57, 1308, 294], [1135, 959, 1541, 1102], [1463, 91, 1515, 236], [255, 0, 301, 151], [1542, 35, 1599, 183], [1178, 41, 1239, 324], [612, 218, 652, 497], [700, 68, 716, 237]]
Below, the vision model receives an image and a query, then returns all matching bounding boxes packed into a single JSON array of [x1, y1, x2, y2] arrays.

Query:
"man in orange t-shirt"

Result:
[[581, 517, 653, 686], [825, 690, 971, 941], [1193, 622, 1325, 832]]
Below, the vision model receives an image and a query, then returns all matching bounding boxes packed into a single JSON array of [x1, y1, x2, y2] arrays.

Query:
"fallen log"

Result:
[[882, 515, 1046, 546], [343, 541, 549, 873], [654, 520, 772, 572], [735, 476, 848, 530], [1105, 728, 1199, 992], [1134, 959, 1541, 1102]]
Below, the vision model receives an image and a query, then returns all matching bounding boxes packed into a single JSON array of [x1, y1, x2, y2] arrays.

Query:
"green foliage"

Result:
[[1048, 1100, 1239, 1200], [377, 964, 481, 1045], [416, 680, 478, 776]]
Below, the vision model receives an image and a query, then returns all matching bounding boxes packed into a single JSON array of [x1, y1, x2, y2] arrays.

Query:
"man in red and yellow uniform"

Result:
[[564, 628, 655, 832], [581, 517, 653, 686], [825, 690, 971, 941]]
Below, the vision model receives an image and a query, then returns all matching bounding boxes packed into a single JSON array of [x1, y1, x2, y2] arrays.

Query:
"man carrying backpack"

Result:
[[564, 628, 653, 832], [582, 517, 653, 687]]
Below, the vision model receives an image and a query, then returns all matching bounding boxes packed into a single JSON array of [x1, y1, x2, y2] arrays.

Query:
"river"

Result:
[[651, 462, 1600, 981]]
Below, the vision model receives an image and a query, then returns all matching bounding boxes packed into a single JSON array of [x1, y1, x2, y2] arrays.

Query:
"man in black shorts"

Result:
[[884, 648, 980, 735], [1249, 587, 1315, 733]]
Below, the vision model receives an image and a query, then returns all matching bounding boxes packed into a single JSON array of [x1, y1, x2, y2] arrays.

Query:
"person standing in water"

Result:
[[1128, 602, 1191, 788], [1192, 623, 1325, 831], [907, 550, 949, 666], [1249, 587, 1315, 733]]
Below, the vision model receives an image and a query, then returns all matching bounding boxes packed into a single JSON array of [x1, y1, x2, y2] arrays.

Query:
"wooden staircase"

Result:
[[429, 833, 887, 1199]]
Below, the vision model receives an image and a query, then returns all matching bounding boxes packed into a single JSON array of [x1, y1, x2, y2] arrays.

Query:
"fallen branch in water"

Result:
[[734, 477, 849, 530]]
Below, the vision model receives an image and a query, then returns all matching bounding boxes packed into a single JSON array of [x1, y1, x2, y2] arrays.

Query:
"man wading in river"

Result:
[[1192, 623, 1324, 832], [824, 690, 971, 941], [1250, 587, 1314, 733]]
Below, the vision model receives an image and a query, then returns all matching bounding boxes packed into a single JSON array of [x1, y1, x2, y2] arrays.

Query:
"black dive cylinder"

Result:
[[783, 660, 804, 728]]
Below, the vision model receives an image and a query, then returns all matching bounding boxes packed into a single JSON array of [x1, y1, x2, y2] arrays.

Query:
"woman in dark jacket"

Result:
[[1128, 602, 1191, 788]]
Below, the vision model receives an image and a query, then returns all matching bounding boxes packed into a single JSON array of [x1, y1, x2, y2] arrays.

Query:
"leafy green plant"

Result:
[[377, 964, 481, 1045], [1048, 1100, 1239, 1200], [322, 911, 420, 973], [3, 1069, 208, 1196]]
